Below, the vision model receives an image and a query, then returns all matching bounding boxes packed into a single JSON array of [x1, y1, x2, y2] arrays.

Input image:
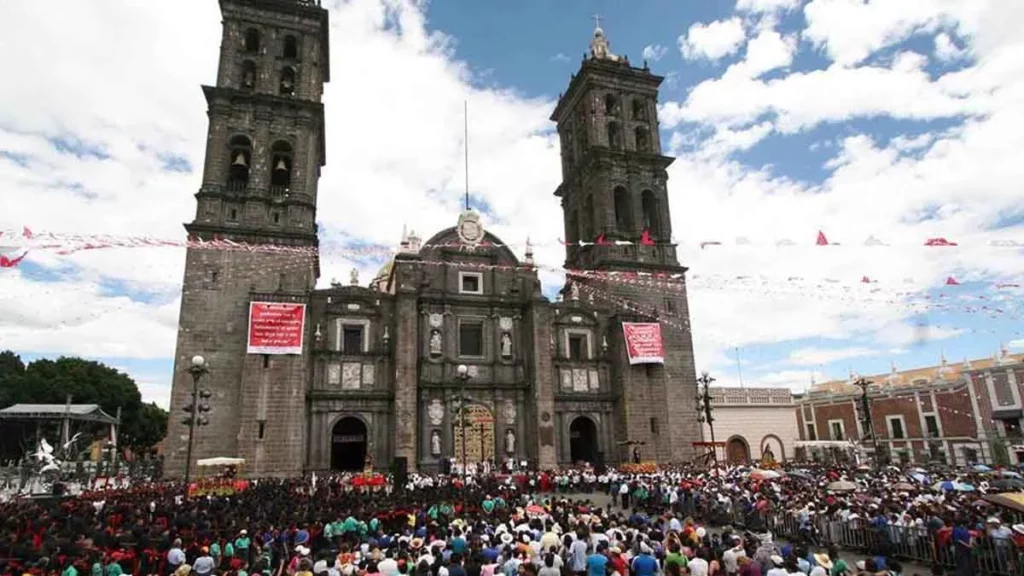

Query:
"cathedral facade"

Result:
[[164, 0, 701, 477]]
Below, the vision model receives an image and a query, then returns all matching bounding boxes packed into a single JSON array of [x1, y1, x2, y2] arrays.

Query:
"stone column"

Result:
[[393, 259, 420, 471], [526, 301, 557, 469]]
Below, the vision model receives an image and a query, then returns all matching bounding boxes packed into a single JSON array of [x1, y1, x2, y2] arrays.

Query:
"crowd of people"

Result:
[[1, 462, 1022, 576]]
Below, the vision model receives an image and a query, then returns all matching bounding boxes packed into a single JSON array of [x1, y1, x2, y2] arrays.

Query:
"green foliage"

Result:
[[0, 351, 168, 452]]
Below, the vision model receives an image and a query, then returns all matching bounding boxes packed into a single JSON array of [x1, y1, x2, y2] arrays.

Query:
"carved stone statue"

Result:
[[500, 333, 513, 358], [429, 329, 442, 356], [430, 430, 442, 456], [349, 268, 359, 286], [505, 429, 516, 454], [570, 283, 580, 301]]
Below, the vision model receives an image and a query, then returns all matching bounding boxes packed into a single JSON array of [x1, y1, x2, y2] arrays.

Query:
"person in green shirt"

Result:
[[90, 562, 103, 576], [235, 530, 252, 561], [665, 543, 688, 572], [62, 564, 78, 576], [210, 541, 222, 569], [104, 561, 123, 576]]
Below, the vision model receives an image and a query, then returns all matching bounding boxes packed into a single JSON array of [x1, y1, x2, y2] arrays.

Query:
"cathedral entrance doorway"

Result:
[[330, 417, 367, 471], [453, 405, 495, 465], [569, 416, 598, 464]]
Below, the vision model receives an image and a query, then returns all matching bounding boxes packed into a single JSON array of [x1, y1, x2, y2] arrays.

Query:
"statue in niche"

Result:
[[570, 283, 580, 301], [429, 329, 442, 356], [505, 429, 516, 454], [430, 430, 442, 456], [500, 333, 513, 358]]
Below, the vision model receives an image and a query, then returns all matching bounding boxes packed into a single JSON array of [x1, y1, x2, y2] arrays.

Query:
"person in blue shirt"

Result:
[[631, 544, 658, 576], [586, 543, 609, 576]]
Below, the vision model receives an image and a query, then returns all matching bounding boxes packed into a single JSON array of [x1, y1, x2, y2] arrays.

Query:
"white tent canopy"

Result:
[[196, 457, 245, 467]]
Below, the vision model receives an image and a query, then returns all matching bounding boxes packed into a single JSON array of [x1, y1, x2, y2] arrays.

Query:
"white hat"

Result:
[[295, 545, 310, 556], [987, 517, 1001, 524], [240, 530, 248, 535], [313, 561, 328, 574], [771, 556, 784, 567], [1012, 524, 1024, 536]]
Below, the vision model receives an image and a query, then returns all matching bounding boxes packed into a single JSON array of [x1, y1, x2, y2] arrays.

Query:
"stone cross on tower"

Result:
[[592, 13, 602, 30]]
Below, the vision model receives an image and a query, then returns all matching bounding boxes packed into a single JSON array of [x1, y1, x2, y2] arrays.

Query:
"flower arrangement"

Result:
[[617, 462, 658, 474]]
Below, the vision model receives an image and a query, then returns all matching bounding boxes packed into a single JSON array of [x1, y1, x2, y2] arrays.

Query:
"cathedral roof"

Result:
[[418, 226, 520, 266]]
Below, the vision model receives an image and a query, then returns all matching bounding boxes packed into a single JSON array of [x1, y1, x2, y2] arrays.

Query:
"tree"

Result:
[[0, 352, 168, 453]]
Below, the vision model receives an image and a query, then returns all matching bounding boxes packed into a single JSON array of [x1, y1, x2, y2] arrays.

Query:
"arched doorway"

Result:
[[453, 405, 495, 465], [569, 416, 598, 463], [726, 436, 750, 464], [760, 434, 785, 464], [331, 417, 367, 471]]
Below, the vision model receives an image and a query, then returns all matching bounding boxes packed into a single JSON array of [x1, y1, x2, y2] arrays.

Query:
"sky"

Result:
[[1, 0, 1023, 409]]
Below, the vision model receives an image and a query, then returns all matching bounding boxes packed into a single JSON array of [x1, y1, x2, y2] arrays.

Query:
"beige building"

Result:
[[701, 387, 799, 464]]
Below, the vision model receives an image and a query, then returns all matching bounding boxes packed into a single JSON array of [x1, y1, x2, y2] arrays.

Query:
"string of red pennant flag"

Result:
[[2, 226, 1023, 261]]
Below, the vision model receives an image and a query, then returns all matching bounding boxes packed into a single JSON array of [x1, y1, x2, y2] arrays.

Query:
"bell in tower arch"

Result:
[[274, 158, 288, 172], [233, 152, 249, 167]]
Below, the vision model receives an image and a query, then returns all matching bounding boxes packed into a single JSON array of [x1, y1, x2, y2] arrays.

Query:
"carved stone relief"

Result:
[[342, 363, 361, 390], [428, 399, 444, 425], [327, 363, 341, 385]]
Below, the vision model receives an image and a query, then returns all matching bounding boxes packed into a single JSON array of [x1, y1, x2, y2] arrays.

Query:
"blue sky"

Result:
[[1, 0, 1023, 407]]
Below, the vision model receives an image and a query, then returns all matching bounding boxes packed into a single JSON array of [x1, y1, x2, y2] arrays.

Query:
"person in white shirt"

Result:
[[688, 550, 710, 576], [766, 556, 788, 576]]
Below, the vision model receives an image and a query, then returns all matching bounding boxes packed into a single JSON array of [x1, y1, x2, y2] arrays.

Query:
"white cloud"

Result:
[[661, 45, 1006, 133], [642, 44, 668, 62], [727, 26, 798, 78], [802, 0, 985, 67], [1008, 339, 1024, 350], [935, 32, 968, 62], [749, 369, 827, 390], [736, 0, 803, 14], [678, 18, 747, 61], [550, 53, 571, 63], [786, 346, 882, 366]]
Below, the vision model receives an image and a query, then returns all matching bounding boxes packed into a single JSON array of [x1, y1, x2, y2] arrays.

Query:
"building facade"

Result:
[[795, 349, 1024, 466], [700, 387, 799, 465], [163, 3, 701, 478]]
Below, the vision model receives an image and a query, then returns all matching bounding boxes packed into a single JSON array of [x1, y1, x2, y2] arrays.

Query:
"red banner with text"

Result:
[[247, 302, 306, 355], [622, 322, 665, 365]]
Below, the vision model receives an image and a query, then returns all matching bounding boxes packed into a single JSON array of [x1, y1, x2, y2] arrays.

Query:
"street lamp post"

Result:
[[696, 371, 717, 466], [455, 364, 471, 484], [853, 377, 880, 467], [183, 355, 209, 486]]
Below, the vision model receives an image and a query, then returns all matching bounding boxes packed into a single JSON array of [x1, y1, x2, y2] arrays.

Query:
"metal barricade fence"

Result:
[[739, 508, 1021, 576]]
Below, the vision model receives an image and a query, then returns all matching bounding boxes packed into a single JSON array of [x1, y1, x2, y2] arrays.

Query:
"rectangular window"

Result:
[[650, 418, 659, 434], [459, 321, 484, 357], [257, 420, 266, 440], [568, 334, 585, 360], [342, 325, 364, 353], [665, 298, 676, 313], [228, 207, 238, 221], [829, 420, 844, 441], [806, 423, 817, 441], [459, 272, 483, 294], [924, 415, 940, 437], [888, 416, 906, 439]]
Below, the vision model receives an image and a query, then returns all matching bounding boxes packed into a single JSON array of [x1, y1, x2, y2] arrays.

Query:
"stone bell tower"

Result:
[[165, 0, 330, 477], [550, 23, 700, 463]]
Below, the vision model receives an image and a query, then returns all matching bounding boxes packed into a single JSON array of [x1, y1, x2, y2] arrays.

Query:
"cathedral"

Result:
[[164, 0, 701, 477]]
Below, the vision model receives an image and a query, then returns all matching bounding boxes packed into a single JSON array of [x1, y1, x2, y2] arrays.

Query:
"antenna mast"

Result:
[[464, 100, 470, 211]]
